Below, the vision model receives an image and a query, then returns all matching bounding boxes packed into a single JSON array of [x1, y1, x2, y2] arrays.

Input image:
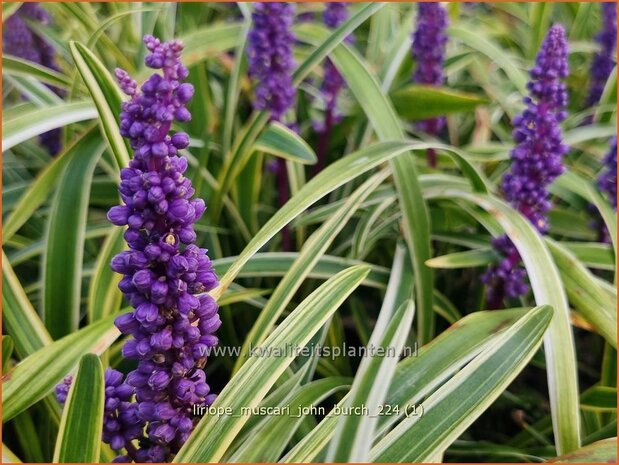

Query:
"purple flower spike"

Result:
[[3, 3, 63, 155], [314, 2, 352, 177], [107, 36, 218, 462], [321, 63, 344, 114], [483, 25, 569, 308], [247, 3, 297, 249], [586, 2, 617, 108], [502, 24, 569, 234], [57, 35, 219, 462], [412, 3, 448, 137], [599, 137, 617, 210], [246, 2, 296, 122], [320, 2, 351, 115], [3, 3, 53, 67], [323, 2, 348, 28]]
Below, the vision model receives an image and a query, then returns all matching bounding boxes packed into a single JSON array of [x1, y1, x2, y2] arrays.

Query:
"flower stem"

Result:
[[276, 158, 292, 251], [314, 108, 334, 177]]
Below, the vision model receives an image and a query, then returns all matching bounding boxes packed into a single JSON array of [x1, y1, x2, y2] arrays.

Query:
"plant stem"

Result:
[[314, 108, 334, 177], [276, 158, 292, 251]]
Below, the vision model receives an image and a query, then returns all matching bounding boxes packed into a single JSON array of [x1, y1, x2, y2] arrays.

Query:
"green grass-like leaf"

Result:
[[53, 354, 104, 463], [391, 85, 488, 121], [2, 250, 53, 358], [212, 252, 390, 289], [2, 314, 119, 422], [2, 336, 14, 373], [371, 305, 553, 462], [2, 55, 73, 89], [430, 189, 581, 454], [254, 122, 317, 165], [87, 228, 125, 323], [232, 171, 388, 372], [547, 239, 616, 348], [327, 300, 415, 462], [42, 130, 104, 339], [2, 128, 103, 243], [69, 41, 130, 168], [173, 265, 370, 462], [283, 308, 533, 462], [213, 140, 438, 299], [426, 248, 497, 269], [2, 100, 97, 152], [228, 377, 351, 462], [550, 438, 617, 463]]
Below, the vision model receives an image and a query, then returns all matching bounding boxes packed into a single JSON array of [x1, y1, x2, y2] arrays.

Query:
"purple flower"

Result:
[[483, 25, 569, 308], [599, 137, 617, 210], [481, 236, 530, 307], [55, 369, 145, 456], [57, 36, 220, 462], [592, 138, 616, 243], [54, 375, 73, 404], [3, 3, 54, 66], [411, 3, 448, 137], [246, 2, 296, 122], [102, 369, 146, 453], [3, 3, 63, 155], [586, 2, 617, 108], [502, 25, 569, 233], [110, 35, 219, 462], [247, 2, 298, 249]]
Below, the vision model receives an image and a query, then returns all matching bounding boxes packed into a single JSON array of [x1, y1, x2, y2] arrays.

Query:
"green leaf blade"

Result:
[[2, 101, 97, 152], [53, 354, 105, 463], [173, 265, 370, 463], [391, 85, 488, 120], [43, 132, 103, 339], [254, 122, 317, 165], [430, 189, 581, 454], [69, 41, 130, 168], [327, 300, 415, 462], [371, 305, 554, 462], [2, 314, 119, 423]]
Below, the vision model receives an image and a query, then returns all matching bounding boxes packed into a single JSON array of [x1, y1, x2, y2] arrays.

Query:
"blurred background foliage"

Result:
[[2, 2, 617, 463]]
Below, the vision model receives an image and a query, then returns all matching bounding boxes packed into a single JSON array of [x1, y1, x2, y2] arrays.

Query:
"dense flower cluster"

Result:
[[101, 370, 145, 456], [502, 25, 569, 232], [3, 3, 62, 154], [246, 2, 296, 122], [3, 3, 56, 68], [598, 137, 617, 210], [483, 25, 569, 308], [586, 2, 617, 108], [107, 35, 220, 462], [54, 36, 220, 462], [411, 3, 448, 136]]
